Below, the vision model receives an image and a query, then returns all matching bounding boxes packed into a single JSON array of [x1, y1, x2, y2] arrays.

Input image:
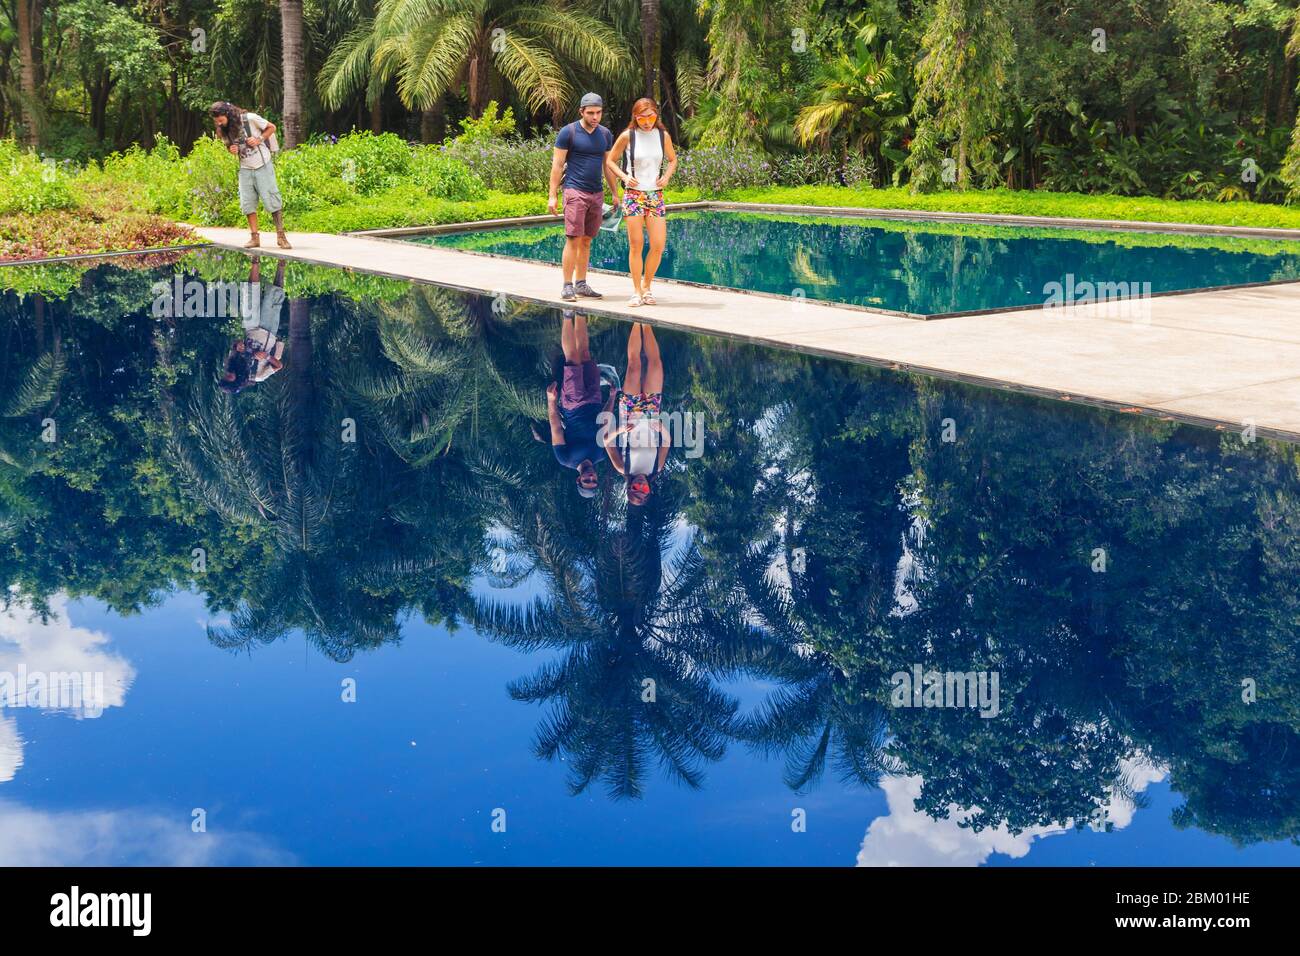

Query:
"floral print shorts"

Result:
[[620, 188, 666, 218], [620, 391, 663, 419]]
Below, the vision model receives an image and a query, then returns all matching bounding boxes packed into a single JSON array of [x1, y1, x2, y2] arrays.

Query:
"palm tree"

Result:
[[0, 311, 63, 474], [641, 0, 662, 100], [168, 295, 475, 660], [279, 0, 306, 145], [343, 285, 553, 467], [470, 457, 759, 798], [1281, 12, 1300, 201], [211, 1, 284, 118], [794, 24, 910, 186], [728, 540, 900, 792], [15, 0, 42, 145], [319, 0, 633, 119]]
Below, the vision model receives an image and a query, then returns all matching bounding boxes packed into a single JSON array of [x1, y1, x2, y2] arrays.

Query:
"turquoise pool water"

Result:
[[1, 249, 1298, 865], [413, 210, 1300, 315]]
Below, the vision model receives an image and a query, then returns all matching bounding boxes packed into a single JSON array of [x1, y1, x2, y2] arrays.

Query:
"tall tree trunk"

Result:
[[287, 299, 314, 458], [288, 298, 313, 403], [369, 96, 382, 133], [1276, 51, 1295, 127], [468, 40, 490, 117], [957, 123, 968, 188], [420, 100, 445, 143], [16, 0, 40, 146], [279, 0, 305, 146], [641, 0, 662, 101]]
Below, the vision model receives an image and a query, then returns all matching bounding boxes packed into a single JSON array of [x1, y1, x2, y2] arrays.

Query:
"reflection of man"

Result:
[[548, 310, 610, 497], [220, 258, 285, 394]]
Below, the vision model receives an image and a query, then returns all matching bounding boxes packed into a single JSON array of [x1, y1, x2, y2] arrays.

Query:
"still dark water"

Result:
[[0, 249, 1297, 865], [418, 210, 1300, 314]]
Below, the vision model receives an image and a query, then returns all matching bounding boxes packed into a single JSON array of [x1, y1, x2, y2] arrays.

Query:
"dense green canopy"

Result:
[[3, 0, 1300, 200]]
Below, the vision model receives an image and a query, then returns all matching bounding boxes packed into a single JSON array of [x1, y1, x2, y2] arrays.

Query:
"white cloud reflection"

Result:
[[0, 799, 295, 865], [857, 758, 1167, 867], [0, 594, 136, 783]]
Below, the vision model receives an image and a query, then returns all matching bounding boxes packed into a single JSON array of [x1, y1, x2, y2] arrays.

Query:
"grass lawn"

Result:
[[8, 144, 1300, 266], [721, 184, 1300, 230]]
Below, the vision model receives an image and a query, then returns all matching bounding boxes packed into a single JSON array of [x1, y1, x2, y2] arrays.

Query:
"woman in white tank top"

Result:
[[602, 322, 670, 507], [605, 97, 679, 307]]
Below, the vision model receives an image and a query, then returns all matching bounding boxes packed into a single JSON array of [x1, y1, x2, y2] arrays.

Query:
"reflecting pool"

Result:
[[415, 210, 1300, 315], [0, 250, 1298, 865]]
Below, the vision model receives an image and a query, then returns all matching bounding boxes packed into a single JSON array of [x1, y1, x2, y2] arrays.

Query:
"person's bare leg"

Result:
[[626, 217, 645, 297], [245, 213, 260, 247], [561, 311, 579, 363], [624, 322, 644, 394], [562, 237, 579, 284], [641, 323, 663, 394], [643, 216, 667, 295], [574, 312, 591, 361], [575, 236, 593, 282]]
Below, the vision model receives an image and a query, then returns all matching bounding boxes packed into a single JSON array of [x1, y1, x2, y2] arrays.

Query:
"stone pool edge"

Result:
[[189, 229, 1300, 446]]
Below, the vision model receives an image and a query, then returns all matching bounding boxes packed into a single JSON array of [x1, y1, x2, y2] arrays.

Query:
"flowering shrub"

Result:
[[676, 145, 772, 195], [768, 151, 877, 188], [441, 135, 553, 194]]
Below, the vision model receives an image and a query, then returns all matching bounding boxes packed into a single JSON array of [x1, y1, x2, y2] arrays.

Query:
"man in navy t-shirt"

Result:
[[548, 92, 617, 302], [547, 310, 609, 498]]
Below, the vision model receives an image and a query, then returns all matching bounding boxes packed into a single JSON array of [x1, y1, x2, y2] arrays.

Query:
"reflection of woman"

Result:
[[606, 98, 677, 307], [603, 322, 669, 505]]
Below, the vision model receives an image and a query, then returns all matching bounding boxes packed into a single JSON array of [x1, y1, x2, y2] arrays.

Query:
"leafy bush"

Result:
[[94, 136, 241, 224], [289, 190, 545, 233], [454, 101, 517, 143], [676, 145, 773, 196], [273, 146, 359, 212], [328, 131, 413, 194], [0, 208, 195, 261], [410, 148, 486, 201], [0, 140, 78, 215]]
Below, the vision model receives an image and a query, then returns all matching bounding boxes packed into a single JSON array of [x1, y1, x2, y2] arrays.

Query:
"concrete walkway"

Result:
[[196, 227, 1300, 442]]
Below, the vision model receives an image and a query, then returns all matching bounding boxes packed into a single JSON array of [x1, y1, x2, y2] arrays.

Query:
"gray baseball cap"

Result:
[[579, 92, 604, 109]]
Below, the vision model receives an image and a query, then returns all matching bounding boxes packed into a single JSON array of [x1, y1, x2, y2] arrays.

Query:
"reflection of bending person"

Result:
[[220, 258, 285, 394], [604, 322, 668, 506], [548, 309, 606, 497]]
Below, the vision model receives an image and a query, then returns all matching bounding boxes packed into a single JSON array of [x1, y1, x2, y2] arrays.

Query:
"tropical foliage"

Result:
[[2, 0, 1300, 202]]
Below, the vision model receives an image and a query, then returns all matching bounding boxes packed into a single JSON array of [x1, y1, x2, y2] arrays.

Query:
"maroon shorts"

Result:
[[563, 188, 604, 238], [561, 359, 602, 409]]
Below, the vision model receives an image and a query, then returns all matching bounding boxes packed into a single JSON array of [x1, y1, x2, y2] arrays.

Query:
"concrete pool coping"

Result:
[[368, 232, 1300, 322], [191, 226, 1300, 444], [354, 200, 1300, 320]]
